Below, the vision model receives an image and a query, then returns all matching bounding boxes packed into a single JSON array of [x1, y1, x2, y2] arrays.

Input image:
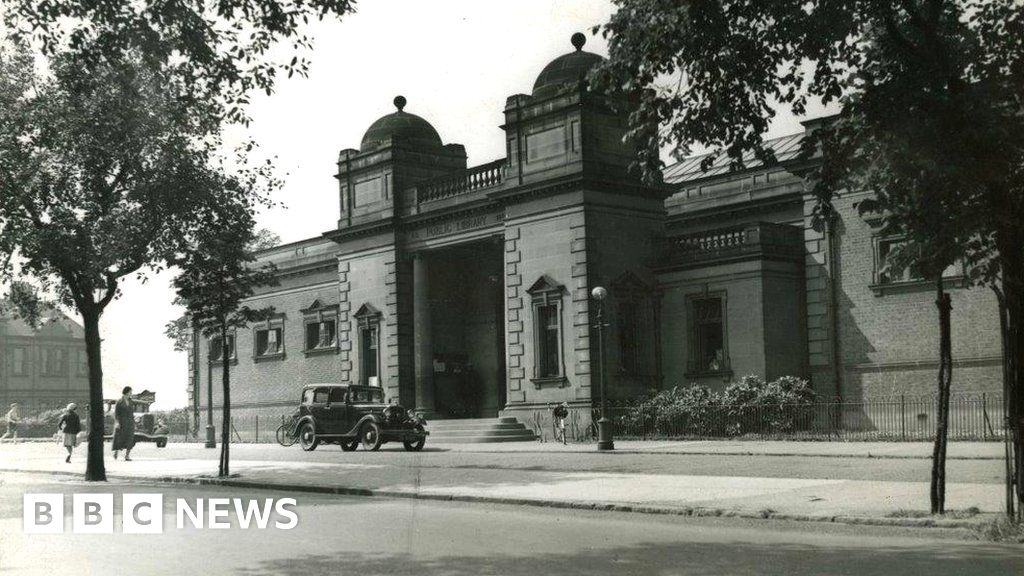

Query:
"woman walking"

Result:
[[2, 402, 20, 440], [57, 403, 82, 463], [112, 386, 135, 461]]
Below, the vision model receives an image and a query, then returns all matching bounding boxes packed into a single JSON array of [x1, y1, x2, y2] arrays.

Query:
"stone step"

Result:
[[428, 427, 533, 438], [425, 420, 532, 428], [423, 417, 536, 443]]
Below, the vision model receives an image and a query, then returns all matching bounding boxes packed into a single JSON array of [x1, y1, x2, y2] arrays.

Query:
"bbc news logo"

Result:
[[24, 494, 299, 534]]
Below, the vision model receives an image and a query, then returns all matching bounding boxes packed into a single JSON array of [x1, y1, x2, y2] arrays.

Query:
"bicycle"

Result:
[[276, 415, 300, 447]]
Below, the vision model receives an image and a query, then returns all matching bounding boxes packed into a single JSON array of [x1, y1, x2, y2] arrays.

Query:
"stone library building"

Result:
[[187, 34, 1002, 437]]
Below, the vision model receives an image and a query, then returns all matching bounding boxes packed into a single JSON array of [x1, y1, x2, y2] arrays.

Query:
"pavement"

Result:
[[0, 440, 1012, 531]]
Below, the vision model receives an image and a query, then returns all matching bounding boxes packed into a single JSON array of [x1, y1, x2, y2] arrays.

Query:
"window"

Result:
[[42, 349, 67, 376], [526, 126, 566, 162], [312, 389, 330, 404], [76, 350, 88, 376], [210, 333, 236, 363], [11, 347, 27, 376], [305, 318, 337, 351], [874, 236, 961, 286], [361, 324, 379, 385], [354, 303, 382, 386], [351, 387, 384, 403], [527, 275, 566, 383], [538, 304, 561, 377], [302, 300, 340, 356], [688, 296, 727, 375], [618, 299, 640, 374], [329, 387, 347, 404], [254, 318, 285, 359], [302, 388, 315, 404]]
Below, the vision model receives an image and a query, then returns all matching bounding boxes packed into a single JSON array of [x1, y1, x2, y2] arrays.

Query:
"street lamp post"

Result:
[[205, 355, 216, 448], [591, 286, 614, 451]]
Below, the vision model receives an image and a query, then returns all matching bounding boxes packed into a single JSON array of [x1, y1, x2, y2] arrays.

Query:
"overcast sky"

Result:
[[98, 0, 820, 410]]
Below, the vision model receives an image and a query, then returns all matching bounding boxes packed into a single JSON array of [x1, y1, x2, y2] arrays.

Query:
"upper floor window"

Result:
[[209, 333, 236, 363], [254, 317, 285, 359], [687, 295, 728, 376], [41, 348, 67, 376], [527, 276, 565, 383]]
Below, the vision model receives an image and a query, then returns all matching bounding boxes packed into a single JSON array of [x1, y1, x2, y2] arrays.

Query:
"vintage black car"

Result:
[[292, 384, 428, 452]]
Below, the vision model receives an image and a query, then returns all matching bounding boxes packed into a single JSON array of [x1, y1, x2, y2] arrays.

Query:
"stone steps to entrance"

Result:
[[426, 416, 536, 443]]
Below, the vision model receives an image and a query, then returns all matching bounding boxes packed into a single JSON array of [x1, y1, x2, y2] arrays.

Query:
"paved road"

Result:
[[0, 473, 1020, 576], [105, 443, 1007, 484]]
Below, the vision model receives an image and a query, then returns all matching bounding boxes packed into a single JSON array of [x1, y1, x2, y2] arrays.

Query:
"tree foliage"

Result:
[[170, 209, 278, 477], [593, 0, 1024, 517], [0, 41, 277, 480], [1, 0, 357, 125]]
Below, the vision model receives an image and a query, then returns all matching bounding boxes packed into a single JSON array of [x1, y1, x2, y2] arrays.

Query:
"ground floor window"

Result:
[[210, 333, 236, 363], [527, 275, 565, 382], [688, 295, 727, 375], [355, 303, 382, 386], [255, 317, 285, 359]]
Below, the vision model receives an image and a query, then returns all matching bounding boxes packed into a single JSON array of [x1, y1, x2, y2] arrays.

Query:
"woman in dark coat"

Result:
[[112, 386, 135, 461]]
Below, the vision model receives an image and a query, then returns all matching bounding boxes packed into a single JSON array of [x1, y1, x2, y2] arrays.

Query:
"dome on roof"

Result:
[[532, 33, 605, 98], [360, 96, 443, 151]]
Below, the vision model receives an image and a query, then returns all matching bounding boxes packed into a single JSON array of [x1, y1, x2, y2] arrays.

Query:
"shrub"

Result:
[[620, 375, 816, 438]]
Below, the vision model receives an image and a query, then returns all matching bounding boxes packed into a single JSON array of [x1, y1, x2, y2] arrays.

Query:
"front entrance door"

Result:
[[422, 239, 506, 418]]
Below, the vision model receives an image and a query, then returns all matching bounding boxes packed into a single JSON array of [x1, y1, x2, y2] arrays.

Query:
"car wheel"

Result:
[[299, 422, 318, 452], [340, 440, 358, 452], [157, 439, 167, 448], [403, 426, 426, 452], [360, 422, 383, 451]]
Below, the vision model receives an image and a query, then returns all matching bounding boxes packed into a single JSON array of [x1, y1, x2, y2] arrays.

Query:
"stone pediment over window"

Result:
[[526, 275, 564, 297], [354, 303, 382, 322], [610, 271, 652, 295], [300, 298, 338, 314]]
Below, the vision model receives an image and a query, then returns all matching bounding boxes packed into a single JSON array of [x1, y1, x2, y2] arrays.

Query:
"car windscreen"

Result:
[[302, 389, 314, 404], [351, 388, 383, 403]]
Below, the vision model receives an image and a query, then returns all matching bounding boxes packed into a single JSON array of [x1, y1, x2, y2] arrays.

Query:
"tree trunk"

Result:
[[996, 289, 1016, 518], [82, 306, 107, 482], [930, 277, 953, 514], [1003, 279, 1024, 522], [219, 325, 230, 477]]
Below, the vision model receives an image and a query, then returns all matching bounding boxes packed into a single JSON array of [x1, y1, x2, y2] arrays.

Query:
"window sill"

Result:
[[531, 376, 568, 389], [304, 347, 339, 358], [684, 369, 733, 380], [870, 276, 966, 296], [254, 353, 286, 363]]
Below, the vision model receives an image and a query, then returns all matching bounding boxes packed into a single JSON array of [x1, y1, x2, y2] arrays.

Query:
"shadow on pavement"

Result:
[[233, 540, 1024, 576]]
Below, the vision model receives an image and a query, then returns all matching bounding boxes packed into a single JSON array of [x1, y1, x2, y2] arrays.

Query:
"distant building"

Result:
[[189, 34, 1001, 430], [0, 309, 90, 412]]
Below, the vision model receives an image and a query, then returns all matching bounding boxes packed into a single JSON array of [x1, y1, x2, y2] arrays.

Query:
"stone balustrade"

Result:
[[661, 222, 803, 267], [415, 160, 505, 203]]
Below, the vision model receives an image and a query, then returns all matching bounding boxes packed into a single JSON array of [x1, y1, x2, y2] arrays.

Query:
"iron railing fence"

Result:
[[54, 395, 1002, 444], [526, 394, 1005, 443]]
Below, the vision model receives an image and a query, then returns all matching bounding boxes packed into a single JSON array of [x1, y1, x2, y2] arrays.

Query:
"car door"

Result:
[[308, 387, 332, 434], [327, 387, 351, 435]]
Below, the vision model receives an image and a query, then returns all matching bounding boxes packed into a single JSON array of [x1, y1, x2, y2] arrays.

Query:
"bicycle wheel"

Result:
[[276, 423, 297, 447]]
